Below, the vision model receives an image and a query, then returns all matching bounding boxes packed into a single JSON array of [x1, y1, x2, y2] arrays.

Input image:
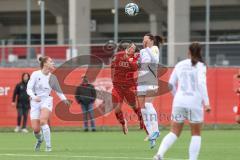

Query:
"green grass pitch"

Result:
[[0, 130, 239, 160]]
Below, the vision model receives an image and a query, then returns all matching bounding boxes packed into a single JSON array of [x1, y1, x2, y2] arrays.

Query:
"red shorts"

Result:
[[112, 85, 136, 106]]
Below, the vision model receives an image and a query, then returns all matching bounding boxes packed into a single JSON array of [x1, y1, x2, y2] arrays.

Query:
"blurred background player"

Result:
[[75, 75, 97, 132], [153, 42, 211, 160], [27, 56, 70, 152], [111, 42, 143, 135], [137, 33, 163, 148], [12, 73, 30, 133]]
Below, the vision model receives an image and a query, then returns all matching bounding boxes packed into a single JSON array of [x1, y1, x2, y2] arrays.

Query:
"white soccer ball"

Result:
[[125, 3, 139, 16]]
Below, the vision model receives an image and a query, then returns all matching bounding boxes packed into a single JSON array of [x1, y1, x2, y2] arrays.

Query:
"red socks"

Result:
[[115, 111, 125, 125]]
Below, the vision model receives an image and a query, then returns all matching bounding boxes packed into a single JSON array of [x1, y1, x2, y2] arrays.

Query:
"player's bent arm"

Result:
[[197, 65, 210, 106], [168, 67, 178, 96], [49, 74, 67, 101], [27, 72, 37, 100]]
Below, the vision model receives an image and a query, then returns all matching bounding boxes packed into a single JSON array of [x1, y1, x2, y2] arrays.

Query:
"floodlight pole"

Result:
[[39, 0, 45, 56], [114, 0, 119, 47], [26, 0, 31, 60], [205, 0, 210, 65]]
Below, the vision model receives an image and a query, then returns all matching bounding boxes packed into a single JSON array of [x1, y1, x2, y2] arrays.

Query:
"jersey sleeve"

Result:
[[49, 74, 67, 101], [197, 64, 210, 106], [168, 67, 178, 96], [27, 72, 37, 100]]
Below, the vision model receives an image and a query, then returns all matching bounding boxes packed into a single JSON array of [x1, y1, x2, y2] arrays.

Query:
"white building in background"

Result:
[[0, 0, 239, 65]]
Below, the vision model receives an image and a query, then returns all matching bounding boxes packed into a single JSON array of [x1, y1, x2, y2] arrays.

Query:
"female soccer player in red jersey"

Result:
[[111, 42, 144, 134]]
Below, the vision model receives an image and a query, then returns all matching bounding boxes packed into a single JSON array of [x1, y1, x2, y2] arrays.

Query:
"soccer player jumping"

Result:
[[137, 34, 163, 148], [111, 42, 143, 135]]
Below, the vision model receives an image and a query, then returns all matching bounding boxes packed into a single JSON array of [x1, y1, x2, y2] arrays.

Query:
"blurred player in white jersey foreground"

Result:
[[153, 42, 211, 160]]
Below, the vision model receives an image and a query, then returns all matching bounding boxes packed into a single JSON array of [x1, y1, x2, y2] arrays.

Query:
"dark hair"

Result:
[[39, 56, 50, 69], [22, 73, 30, 82], [118, 40, 132, 51], [189, 42, 204, 66], [145, 33, 164, 48]]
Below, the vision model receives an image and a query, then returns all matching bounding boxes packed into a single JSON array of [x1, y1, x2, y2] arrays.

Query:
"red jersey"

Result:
[[111, 51, 139, 86]]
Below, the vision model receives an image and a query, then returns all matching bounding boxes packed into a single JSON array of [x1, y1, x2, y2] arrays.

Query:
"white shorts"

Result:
[[171, 107, 203, 123], [30, 96, 53, 120], [137, 85, 158, 96]]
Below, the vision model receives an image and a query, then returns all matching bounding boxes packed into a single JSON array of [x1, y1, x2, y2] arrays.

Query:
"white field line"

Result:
[[0, 153, 188, 160]]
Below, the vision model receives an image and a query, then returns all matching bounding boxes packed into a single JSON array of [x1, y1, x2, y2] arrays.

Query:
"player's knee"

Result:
[[32, 126, 41, 133], [40, 119, 48, 126], [191, 130, 201, 136], [170, 128, 182, 137]]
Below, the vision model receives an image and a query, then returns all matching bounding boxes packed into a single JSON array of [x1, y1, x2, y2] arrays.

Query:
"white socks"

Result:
[[189, 136, 201, 160], [141, 102, 159, 136], [157, 132, 178, 158], [141, 108, 153, 135], [41, 124, 51, 148], [145, 102, 159, 134], [157, 133, 201, 160]]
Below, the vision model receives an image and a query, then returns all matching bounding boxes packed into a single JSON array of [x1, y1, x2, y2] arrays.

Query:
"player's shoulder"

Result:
[[31, 70, 41, 76], [151, 46, 159, 54], [196, 61, 206, 70], [175, 59, 190, 68], [140, 48, 146, 54]]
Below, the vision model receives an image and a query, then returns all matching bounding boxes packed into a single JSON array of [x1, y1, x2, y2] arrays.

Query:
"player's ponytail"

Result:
[[38, 56, 50, 69], [189, 42, 204, 66], [154, 35, 164, 48]]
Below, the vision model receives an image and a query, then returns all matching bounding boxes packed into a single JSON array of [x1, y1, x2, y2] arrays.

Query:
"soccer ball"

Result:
[[125, 3, 139, 16]]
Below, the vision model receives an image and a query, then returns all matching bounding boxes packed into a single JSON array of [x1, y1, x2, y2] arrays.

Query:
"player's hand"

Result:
[[34, 96, 41, 102], [11, 102, 16, 107], [128, 57, 133, 62], [205, 105, 211, 113], [63, 100, 72, 106]]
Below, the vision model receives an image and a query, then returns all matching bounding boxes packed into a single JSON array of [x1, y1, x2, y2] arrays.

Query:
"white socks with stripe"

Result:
[[41, 124, 51, 148]]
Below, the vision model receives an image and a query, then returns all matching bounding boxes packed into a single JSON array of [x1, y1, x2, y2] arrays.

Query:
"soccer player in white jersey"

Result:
[[137, 33, 164, 148], [27, 56, 70, 152], [153, 42, 211, 160]]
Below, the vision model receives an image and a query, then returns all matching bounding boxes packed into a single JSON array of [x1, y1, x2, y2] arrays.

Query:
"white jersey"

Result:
[[169, 59, 209, 109], [27, 70, 66, 101], [138, 46, 159, 85]]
